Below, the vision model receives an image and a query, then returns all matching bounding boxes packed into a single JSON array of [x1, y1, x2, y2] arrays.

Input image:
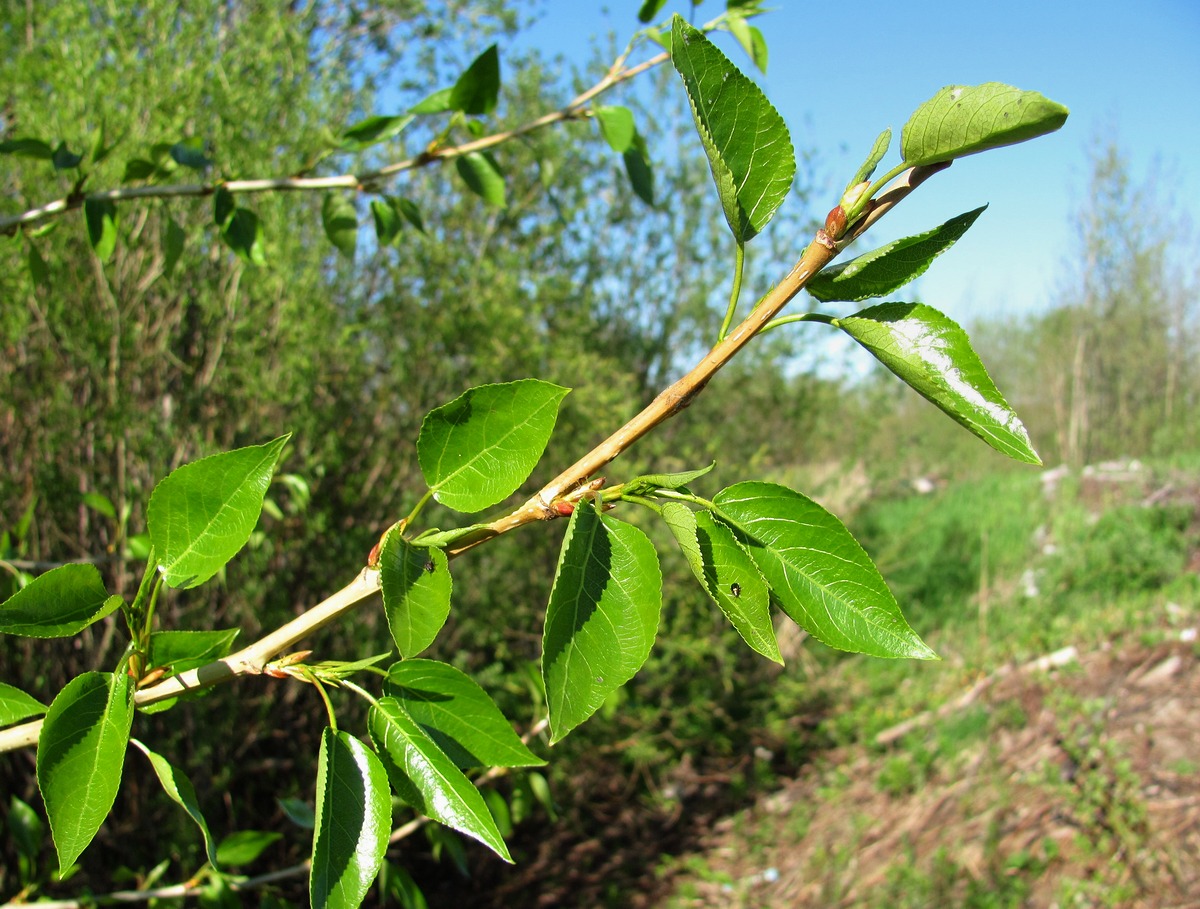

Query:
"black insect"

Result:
[[729, 582, 741, 598], [423, 559, 436, 573]]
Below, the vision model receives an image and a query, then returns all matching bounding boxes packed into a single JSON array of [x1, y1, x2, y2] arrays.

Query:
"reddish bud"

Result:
[[824, 204, 848, 239], [552, 501, 575, 516], [367, 540, 382, 567]]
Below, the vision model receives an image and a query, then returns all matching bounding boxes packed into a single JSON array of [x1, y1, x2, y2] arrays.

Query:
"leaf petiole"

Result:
[[759, 312, 837, 334], [718, 241, 746, 342]]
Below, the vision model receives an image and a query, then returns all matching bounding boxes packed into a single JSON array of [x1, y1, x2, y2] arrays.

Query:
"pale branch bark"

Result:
[[0, 50, 667, 237], [0, 163, 947, 756]]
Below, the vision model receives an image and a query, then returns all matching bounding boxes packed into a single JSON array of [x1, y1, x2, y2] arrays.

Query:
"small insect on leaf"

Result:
[[423, 560, 436, 574], [730, 583, 741, 598]]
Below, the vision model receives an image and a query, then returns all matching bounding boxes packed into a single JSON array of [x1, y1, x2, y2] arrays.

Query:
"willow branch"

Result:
[[0, 163, 947, 756], [0, 50, 668, 236]]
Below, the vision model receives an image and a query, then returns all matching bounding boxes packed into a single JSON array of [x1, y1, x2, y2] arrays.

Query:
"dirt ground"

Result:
[[651, 634, 1200, 908]]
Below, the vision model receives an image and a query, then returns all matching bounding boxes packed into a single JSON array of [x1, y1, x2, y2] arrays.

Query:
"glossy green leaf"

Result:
[[221, 207, 266, 266], [368, 698, 512, 862], [169, 139, 211, 170], [713, 482, 936, 659], [0, 681, 46, 726], [670, 16, 794, 242], [595, 105, 635, 153], [163, 218, 185, 277], [148, 628, 240, 675], [131, 739, 219, 866], [417, 379, 569, 513], [623, 131, 655, 206], [216, 829, 282, 867], [371, 199, 402, 246], [836, 302, 1041, 464], [384, 660, 544, 769], [449, 45, 500, 116], [455, 152, 506, 209], [379, 534, 451, 658], [322, 193, 357, 260], [542, 503, 662, 743], [901, 83, 1069, 167], [37, 671, 135, 873], [52, 142, 83, 171], [0, 138, 54, 159], [147, 435, 289, 589], [310, 729, 391, 909], [661, 503, 780, 663], [340, 114, 414, 151], [807, 206, 986, 303], [84, 199, 118, 263], [637, 0, 668, 22], [726, 16, 768, 73], [0, 563, 120, 637], [848, 128, 891, 190]]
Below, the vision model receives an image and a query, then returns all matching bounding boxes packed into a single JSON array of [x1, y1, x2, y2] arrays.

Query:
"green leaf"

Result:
[[27, 241, 49, 289], [0, 682, 47, 726], [713, 482, 936, 659], [163, 218, 185, 277], [848, 128, 891, 190], [368, 699, 512, 862], [279, 796, 315, 829], [449, 45, 500, 116], [726, 16, 768, 73], [310, 729, 391, 909], [169, 138, 211, 170], [0, 564, 121, 637], [807, 206, 986, 303], [622, 463, 715, 497], [901, 83, 1069, 167], [384, 660, 545, 769], [216, 829, 282, 867], [84, 199, 118, 263], [213, 186, 236, 229], [455, 152, 506, 208], [0, 138, 54, 159], [411, 87, 454, 115], [82, 491, 116, 520], [392, 196, 425, 233], [661, 503, 780, 663], [339, 114, 414, 151], [595, 105, 635, 153], [147, 435, 289, 589], [622, 132, 655, 206], [371, 199, 403, 247], [131, 739, 219, 866], [8, 796, 43, 861], [52, 141, 84, 171], [417, 379, 569, 513], [670, 16, 794, 242], [123, 158, 156, 181], [836, 302, 1041, 464], [148, 628, 240, 674], [322, 193, 357, 260], [221, 207, 266, 266], [379, 534, 451, 658], [638, 0, 668, 22], [37, 671, 135, 874], [542, 503, 662, 743]]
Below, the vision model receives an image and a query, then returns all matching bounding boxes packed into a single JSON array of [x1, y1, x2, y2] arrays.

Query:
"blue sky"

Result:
[[518, 1, 1200, 323]]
